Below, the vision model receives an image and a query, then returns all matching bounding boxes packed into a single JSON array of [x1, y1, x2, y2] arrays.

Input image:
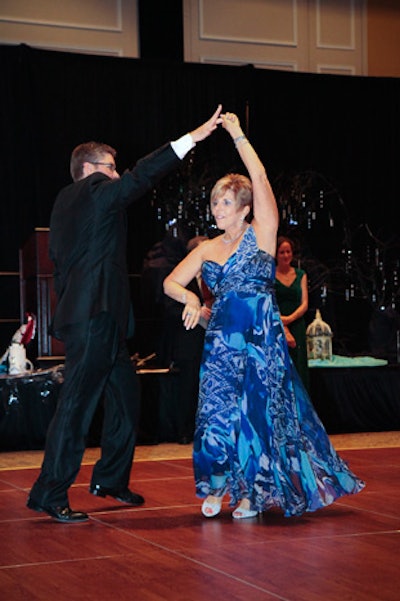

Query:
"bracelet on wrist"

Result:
[[233, 134, 248, 148], [181, 292, 187, 304]]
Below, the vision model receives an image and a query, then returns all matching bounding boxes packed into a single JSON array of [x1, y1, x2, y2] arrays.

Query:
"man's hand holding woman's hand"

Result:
[[190, 104, 223, 142], [190, 107, 246, 145]]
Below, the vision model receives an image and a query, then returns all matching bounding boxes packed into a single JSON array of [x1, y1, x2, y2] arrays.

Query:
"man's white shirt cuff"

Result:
[[171, 133, 195, 159]]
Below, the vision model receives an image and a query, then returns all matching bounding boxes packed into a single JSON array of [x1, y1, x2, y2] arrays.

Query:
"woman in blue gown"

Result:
[[163, 110, 365, 519]]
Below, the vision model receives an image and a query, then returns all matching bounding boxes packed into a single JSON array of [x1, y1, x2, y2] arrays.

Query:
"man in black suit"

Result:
[[27, 105, 222, 523]]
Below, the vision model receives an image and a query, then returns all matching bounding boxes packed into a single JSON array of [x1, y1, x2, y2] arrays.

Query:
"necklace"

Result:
[[278, 269, 293, 279], [277, 269, 295, 284], [222, 225, 247, 244]]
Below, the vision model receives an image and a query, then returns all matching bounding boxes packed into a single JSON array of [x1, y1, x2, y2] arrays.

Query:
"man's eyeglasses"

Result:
[[88, 161, 116, 172]]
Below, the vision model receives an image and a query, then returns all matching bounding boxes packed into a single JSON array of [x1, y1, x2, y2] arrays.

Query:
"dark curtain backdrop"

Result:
[[1, 43, 399, 354]]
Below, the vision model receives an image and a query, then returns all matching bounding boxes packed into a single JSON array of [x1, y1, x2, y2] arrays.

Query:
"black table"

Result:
[[309, 364, 400, 433], [0, 366, 64, 451], [0, 366, 179, 452]]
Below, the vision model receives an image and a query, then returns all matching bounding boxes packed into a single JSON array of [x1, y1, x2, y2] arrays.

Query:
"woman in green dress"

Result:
[[275, 236, 309, 390]]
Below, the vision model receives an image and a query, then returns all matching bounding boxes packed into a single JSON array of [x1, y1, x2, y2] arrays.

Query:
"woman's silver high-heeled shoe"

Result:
[[232, 506, 258, 519], [201, 497, 222, 517]]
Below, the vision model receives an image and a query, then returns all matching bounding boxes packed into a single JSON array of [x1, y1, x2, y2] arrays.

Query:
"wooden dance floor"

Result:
[[1, 432, 399, 600]]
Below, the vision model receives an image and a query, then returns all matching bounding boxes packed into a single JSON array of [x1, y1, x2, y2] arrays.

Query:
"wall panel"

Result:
[[184, 0, 366, 75], [309, 0, 366, 74], [0, 0, 138, 57]]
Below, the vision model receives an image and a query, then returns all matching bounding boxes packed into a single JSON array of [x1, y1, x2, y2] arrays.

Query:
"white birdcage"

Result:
[[306, 309, 333, 360]]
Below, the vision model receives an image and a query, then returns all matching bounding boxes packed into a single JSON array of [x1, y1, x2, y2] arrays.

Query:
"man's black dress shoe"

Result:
[[89, 485, 145, 506], [26, 496, 89, 523]]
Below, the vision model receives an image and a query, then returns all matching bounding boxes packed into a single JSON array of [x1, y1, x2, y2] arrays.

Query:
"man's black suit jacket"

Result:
[[49, 143, 181, 340]]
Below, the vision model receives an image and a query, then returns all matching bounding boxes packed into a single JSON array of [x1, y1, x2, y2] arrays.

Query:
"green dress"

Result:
[[275, 268, 309, 390]]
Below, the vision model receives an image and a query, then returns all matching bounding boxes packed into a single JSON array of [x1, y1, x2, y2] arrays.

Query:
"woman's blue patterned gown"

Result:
[[193, 226, 365, 516]]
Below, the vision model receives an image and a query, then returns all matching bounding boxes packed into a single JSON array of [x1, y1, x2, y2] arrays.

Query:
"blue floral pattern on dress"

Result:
[[193, 226, 365, 516]]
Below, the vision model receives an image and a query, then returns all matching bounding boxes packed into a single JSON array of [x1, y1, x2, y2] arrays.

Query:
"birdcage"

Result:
[[306, 309, 333, 360]]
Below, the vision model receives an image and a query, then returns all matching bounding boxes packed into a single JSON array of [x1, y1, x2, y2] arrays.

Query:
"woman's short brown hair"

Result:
[[210, 173, 253, 211]]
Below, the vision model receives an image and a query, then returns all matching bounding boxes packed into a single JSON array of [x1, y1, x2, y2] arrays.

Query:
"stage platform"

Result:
[[1, 362, 399, 451]]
